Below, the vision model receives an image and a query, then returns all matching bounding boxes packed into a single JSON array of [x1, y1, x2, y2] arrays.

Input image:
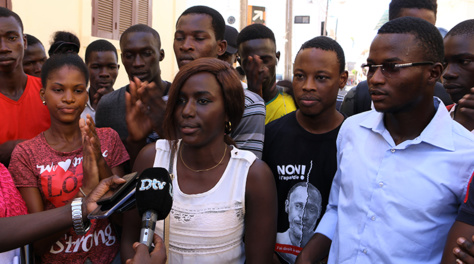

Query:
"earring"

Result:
[[42, 100, 46, 105], [225, 121, 232, 134]]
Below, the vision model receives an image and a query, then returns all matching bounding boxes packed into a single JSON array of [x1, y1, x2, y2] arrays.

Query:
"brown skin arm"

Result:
[[442, 221, 474, 264], [18, 186, 68, 255], [121, 143, 156, 263], [244, 159, 278, 263], [0, 176, 125, 253], [0, 140, 24, 166], [295, 233, 332, 264]]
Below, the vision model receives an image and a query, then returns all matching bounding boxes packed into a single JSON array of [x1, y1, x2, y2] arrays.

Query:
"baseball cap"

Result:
[[224, 25, 239, 54]]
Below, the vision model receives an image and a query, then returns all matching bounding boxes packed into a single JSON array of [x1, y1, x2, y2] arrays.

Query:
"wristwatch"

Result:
[[71, 198, 91, 236]]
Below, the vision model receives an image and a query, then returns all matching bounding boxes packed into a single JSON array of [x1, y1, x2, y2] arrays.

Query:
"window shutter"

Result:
[[92, 0, 152, 40], [0, 0, 12, 9], [137, 0, 151, 25], [118, 0, 133, 36], [96, 0, 114, 39]]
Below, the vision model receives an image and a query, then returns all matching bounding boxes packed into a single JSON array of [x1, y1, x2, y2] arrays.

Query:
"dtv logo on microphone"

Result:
[[139, 179, 167, 191]]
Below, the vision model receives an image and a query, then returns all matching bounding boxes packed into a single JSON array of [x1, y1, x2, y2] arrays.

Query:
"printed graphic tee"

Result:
[[9, 128, 129, 264], [263, 111, 341, 263]]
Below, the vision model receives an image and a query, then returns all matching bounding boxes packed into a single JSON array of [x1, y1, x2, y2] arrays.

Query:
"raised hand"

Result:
[[243, 55, 269, 98], [80, 116, 100, 194], [456, 87, 474, 131], [84, 175, 126, 214], [92, 87, 113, 108], [453, 236, 474, 264], [80, 114, 112, 189], [136, 79, 167, 136], [125, 77, 154, 142]]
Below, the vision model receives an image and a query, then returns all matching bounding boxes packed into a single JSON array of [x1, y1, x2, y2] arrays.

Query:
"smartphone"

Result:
[[96, 172, 138, 205], [115, 196, 136, 213], [88, 187, 136, 219]]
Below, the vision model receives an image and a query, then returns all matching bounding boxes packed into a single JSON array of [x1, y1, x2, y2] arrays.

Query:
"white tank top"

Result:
[[153, 140, 256, 264]]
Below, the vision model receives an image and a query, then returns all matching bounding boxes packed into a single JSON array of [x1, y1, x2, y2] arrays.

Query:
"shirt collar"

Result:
[[86, 87, 93, 110], [360, 98, 455, 151]]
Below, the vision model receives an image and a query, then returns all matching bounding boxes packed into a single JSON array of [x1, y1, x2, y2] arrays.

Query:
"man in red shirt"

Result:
[[0, 7, 50, 165]]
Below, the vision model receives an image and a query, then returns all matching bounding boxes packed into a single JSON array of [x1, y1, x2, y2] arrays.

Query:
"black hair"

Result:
[[178, 5, 225, 41], [298, 36, 346, 73], [119, 24, 161, 48], [163, 58, 244, 149], [378, 16, 443, 63], [41, 54, 89, 88], [85, 39, 118, 64], [48, 31, 81, 56], [389, 0, 437, 20], [446, 19, 474, 38], [237, 24, 276, 47], [0, 7, 23, 32], [25, 34, 43, 47]]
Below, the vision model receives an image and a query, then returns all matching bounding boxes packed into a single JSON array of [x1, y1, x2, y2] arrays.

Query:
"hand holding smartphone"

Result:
[[88, 172, 139, 219]]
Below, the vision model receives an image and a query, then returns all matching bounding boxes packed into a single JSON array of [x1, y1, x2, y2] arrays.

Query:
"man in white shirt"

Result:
[[296, 16, 474, 264]]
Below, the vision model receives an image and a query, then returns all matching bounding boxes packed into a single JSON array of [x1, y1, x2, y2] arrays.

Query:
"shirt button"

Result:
[[363, 249, 368, 254], [379, 182, 384, 187], [371, 216, 376, 221], [391, 149, 395, 153]]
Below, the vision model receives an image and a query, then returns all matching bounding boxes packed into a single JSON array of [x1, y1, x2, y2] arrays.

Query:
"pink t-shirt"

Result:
[[0, 163, 27, 218], [9, 127, 129, 263]]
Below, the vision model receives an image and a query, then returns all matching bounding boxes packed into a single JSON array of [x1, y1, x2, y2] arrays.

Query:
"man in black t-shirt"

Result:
[[262, 36, 348, 263]]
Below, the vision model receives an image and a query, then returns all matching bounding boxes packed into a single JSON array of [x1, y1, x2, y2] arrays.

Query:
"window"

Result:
[[92, 0, 152, 40], [0, 0, 12, 9]]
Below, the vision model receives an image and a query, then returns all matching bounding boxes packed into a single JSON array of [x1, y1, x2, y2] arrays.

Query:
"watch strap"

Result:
[[71, 198, 90, 236]]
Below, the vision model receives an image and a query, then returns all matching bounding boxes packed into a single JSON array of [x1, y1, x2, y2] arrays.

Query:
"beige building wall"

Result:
[[12, 0, 186, 87]]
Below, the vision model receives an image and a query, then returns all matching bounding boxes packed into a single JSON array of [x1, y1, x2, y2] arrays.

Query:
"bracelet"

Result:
[[71, 198, 91, 236], [79, 187, 86, 197]]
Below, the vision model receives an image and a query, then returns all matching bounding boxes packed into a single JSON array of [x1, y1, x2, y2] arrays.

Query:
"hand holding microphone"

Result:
[[135, 167, 173, 251], [126, 234, 166, 264]]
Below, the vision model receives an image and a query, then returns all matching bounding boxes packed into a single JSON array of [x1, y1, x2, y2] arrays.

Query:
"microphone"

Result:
[[135, 167, 173, 250]]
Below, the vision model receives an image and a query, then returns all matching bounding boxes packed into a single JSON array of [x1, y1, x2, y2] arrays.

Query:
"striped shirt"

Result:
[[231, 89, 266, 159]]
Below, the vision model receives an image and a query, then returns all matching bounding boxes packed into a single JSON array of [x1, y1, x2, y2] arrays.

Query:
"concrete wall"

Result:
[[12, 0, 181, 86]]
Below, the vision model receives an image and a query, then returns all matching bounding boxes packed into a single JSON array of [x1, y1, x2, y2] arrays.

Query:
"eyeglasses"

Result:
[[361, 61, 434, 78]]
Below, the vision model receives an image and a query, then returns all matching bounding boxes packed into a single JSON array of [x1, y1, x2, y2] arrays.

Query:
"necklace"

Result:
[[180, 144, 228, 173]]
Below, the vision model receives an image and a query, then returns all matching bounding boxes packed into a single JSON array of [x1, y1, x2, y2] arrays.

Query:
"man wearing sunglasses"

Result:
[[296, 17, 474, 264]]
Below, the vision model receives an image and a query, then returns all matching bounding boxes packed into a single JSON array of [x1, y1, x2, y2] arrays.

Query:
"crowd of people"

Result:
[[1, 0, 474, 263]]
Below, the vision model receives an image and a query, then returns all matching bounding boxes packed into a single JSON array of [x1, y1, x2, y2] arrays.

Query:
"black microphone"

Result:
[[135, 167, 173, 250]]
